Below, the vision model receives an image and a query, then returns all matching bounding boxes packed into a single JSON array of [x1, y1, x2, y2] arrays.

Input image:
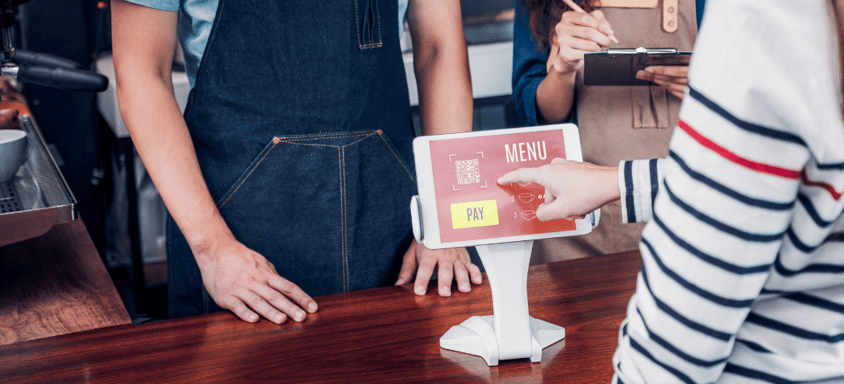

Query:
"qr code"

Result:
[[455, 159, 480, 185]]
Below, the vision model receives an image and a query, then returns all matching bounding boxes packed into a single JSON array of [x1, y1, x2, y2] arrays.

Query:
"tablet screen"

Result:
[[428, 129, 577, 244]]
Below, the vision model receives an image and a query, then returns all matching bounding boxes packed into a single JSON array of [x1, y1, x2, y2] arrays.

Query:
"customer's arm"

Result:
[[395, 0, 483, 297], [111, 0, 316, 324], [497, 157, 664, 223]]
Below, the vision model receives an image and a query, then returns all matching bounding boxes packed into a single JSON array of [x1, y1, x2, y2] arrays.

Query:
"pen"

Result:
[[547, 0, 620, 72]]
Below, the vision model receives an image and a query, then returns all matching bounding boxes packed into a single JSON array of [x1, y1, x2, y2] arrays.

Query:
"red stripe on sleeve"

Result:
[[677, 119, 801, 179], [801, 171, 843, 201]]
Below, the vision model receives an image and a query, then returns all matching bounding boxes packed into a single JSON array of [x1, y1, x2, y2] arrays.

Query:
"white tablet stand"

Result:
[[439, 240, 566, 366], [410, 124, 596, 366]]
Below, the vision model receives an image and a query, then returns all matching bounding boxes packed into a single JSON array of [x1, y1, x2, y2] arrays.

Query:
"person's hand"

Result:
[[546, 10, 615, 74], [395, 240, 483, 296], [498, 158, 620, 221], [194, 237, 318, 324], [636, 65, 689, 99]]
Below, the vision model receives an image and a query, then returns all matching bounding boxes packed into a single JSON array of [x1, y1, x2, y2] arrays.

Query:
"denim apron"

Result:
[[167, 0, 417, 318]]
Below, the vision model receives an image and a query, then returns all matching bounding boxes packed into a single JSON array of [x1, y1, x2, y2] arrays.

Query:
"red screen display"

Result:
[[430, 130, 577, 244]]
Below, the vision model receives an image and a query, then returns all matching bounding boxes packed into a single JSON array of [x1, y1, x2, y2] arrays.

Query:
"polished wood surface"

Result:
[[0, 219, 131, 345], [0, 251, 641, 383]]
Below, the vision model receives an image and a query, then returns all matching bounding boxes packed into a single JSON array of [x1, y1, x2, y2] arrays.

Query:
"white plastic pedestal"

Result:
[[439, 241, 566, 366]]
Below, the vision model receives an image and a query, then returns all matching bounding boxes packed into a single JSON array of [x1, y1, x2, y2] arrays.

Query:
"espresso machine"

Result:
[[0, 0, 107, 247]]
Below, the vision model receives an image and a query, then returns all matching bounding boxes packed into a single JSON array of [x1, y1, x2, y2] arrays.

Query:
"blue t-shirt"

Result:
[[127, 0, 410, 89]]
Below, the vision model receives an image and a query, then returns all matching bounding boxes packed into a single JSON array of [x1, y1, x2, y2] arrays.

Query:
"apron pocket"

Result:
[[632, 85, 670, 129], [214, 130, 416, 295]]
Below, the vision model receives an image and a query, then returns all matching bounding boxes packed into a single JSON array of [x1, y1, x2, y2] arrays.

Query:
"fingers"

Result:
[[643, 65, 689, 78], [637, 67, 689, 82], [636, 66, 689, 99], [453, 261, 471, 293], [564, 10, 614, 38], [196, 241, 320, 324], [498, 167, 541, 185], [467, 262, 483, 285], [227, 297, 261, 323], [651, 78, 687, 99], [224, 274, 315, 324], [437, 257, 454, 297], [650, 74, 688, 85], [546, 44, 560, 73], [413, 248, 437, 296], [536, 202, 565, 222], [268, 275, 318, 314], [550, 10, 615, 73], [409, 246, 480, 297], [444, 248, 475, 294], [635, 70, 655, 82], [395, 244, 418, 285], [239, 288, 289, 324]]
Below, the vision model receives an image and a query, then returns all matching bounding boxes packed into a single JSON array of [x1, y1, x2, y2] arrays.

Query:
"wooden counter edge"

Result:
[[0, 217, 131, 345]]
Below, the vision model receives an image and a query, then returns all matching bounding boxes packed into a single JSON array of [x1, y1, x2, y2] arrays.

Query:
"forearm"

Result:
[[408, 0, 472, 135], [413, 43, 472, 135], [115, 76, 234, 259], [111, 0, 234, 263], [534, 67, 577, 124]]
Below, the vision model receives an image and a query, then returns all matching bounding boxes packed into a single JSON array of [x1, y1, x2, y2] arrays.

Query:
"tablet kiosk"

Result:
[[409, 124, 600, 366], [411, 124, 596, 249]]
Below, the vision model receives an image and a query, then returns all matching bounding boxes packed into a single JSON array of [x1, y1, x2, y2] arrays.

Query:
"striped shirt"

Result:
[[612, 0, 844, 383]]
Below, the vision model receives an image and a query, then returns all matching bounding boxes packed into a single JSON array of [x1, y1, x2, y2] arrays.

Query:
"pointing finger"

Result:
[[498, 167, 542, 185]]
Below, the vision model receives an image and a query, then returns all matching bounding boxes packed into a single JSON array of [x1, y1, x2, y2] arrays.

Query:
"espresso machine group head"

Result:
[[0, 0, 108, 92], [0, 0, 26, 63]]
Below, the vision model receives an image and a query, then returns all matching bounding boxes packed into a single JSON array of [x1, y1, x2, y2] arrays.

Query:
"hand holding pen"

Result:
[[546, 0, 619, 74]]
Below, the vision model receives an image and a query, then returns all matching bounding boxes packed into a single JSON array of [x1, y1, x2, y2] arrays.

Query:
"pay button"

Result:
[[451, 200, 499, 229]]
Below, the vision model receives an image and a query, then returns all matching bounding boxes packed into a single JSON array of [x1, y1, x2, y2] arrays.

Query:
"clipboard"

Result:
[[583, 47, 691, 86]]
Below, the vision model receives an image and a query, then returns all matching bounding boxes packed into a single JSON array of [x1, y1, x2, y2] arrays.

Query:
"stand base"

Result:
[[439, 315, 566, 366]]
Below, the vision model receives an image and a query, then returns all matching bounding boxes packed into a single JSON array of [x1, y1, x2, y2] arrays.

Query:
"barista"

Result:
[[111, 0, 482, 323], [512, 0, 705, 262]]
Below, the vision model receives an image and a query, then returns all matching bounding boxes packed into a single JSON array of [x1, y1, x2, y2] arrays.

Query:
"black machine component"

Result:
[[0, 0, 108, 92]]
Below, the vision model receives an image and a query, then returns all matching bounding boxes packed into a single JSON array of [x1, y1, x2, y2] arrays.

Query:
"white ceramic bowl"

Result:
[[0, 129, 29, 183]]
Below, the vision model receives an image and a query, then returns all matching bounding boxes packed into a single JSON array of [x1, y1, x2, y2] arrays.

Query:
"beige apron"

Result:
[[532, 0, 698, 264]]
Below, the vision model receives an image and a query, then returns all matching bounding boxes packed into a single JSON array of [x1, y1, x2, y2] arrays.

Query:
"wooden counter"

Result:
[[0, 250, 641, 383], [0, 219, 131, 345]]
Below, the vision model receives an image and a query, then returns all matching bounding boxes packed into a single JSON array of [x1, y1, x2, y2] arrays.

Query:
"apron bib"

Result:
[[167, 0, 417, 317], [533, 0, 697, 263]]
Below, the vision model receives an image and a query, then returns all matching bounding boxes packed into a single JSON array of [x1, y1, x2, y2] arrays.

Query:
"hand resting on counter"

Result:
[[395, 240, 483, 297], [194, 235, 318, 324]]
